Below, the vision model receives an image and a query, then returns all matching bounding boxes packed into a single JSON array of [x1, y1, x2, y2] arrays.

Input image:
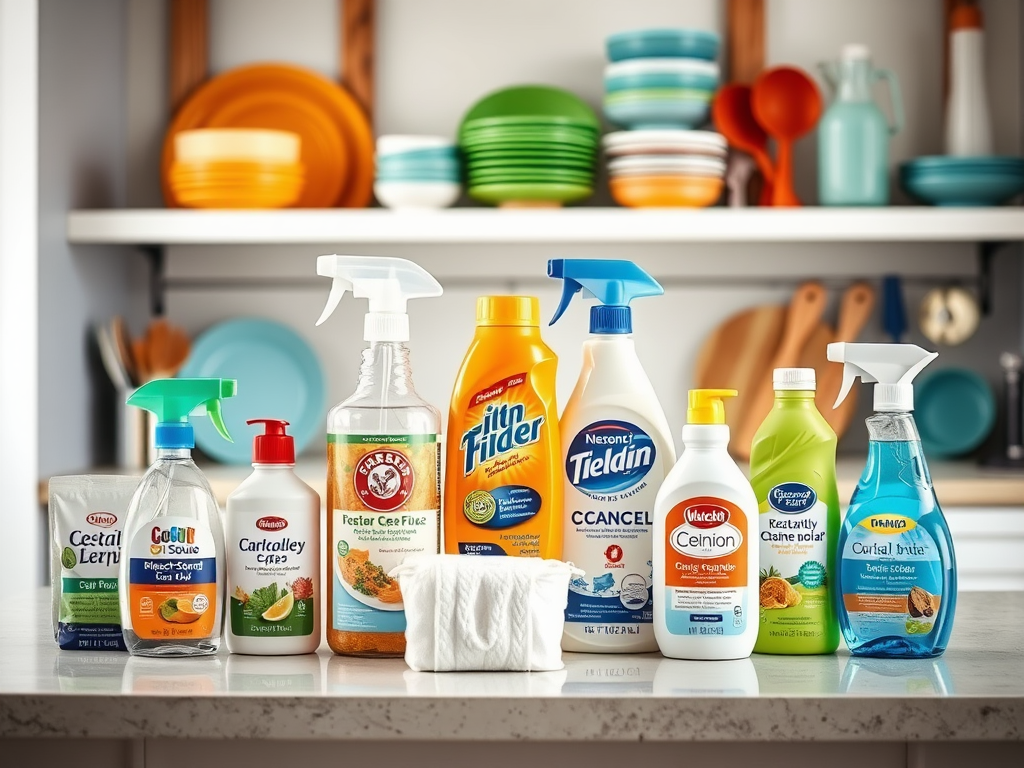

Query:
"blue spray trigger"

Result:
[[547, 258, 663, 333]]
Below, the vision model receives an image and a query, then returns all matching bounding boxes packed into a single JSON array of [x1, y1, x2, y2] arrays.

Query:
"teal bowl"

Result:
[[604, 93, 712, 130], [915, 368, 996, 457], [900, 160, 1024, 206], [377, 146, 460, 162], [375, 168, 462, 182], [377, 156, 461, 174], [605, 70, 719, 93], [606, 28, 720, 62]]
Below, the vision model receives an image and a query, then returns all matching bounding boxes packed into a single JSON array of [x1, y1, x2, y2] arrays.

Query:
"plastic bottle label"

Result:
[[663, 497, 749, 637], [564, 420, 659, 631], [757, 482, 831, 639], [841, 514, 944, 638], [328, 434, 440, 633], [453, 373, 552, 557], [228, 511, 316, 637], [127, 515, 217, 640]]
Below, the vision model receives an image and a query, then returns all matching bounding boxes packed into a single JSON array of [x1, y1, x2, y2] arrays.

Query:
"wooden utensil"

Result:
[[145, 319, 192, 379], [799, 283, 876, 439], [751, 67, 823, 206], [734, 282, 828, 460], [111, 316, 138, 388], [694, 304, 787, 442], [132, 339, 151, 384]]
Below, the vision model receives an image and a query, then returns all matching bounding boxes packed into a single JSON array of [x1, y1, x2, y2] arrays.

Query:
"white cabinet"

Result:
[[946, 507, 1024, 591]]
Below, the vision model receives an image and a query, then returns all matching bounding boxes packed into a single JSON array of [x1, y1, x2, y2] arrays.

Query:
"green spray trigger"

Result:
[[205, 396, 232, 442], [127, 378, 237, 450]]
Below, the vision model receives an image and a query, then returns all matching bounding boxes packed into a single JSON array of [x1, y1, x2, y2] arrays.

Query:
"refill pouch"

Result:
[[49, 475, 139, 650], [391, 554, 581, 672]]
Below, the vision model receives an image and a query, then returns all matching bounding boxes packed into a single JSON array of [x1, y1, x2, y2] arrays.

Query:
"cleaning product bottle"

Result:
[[118, 378, 237, 657], [315, 254, 443, 658], [653, 390, 758, 660], [749, 368, 841, 655], [226, 419, 321, 656], [827, 342, 956, 658], [547, 258, 675, 653], [445, 296, 562, 558]]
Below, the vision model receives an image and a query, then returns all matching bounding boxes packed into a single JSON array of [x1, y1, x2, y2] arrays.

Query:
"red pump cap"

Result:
[[247, 419, 295, 464], [950, 5, 982, 30]]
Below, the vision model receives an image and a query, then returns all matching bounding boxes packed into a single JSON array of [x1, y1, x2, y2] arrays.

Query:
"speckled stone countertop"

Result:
[[1, 589, 1021, 741]]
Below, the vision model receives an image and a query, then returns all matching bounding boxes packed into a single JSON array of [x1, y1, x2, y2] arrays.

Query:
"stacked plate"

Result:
[[900, 156, 1024, 206], [375, 135, 462, 209], [459, 85, 600, 206], [604, 129, 726, 207], [603, 29, 721, 130], [169, 129, 305, 209]]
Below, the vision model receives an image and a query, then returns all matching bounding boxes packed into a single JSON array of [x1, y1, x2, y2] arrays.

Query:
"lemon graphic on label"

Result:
[[464, 490, 496, 525], [262, 591, 294, 621], [61, 547, 77, 569]]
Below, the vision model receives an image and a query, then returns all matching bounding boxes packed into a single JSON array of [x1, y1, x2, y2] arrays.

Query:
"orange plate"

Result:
[[163, 64, 374, 208], [170, 160, 305, 175], [609, 174, 723, 208]]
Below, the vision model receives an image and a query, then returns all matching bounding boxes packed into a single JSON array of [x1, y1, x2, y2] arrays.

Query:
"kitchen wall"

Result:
[[113, 0, 1024, 461]]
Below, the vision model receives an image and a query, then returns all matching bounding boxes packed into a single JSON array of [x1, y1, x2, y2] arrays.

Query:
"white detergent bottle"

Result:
[[548, 258, 675, 653], [653, 389, 759, 660], [226, 419, 321, 656]]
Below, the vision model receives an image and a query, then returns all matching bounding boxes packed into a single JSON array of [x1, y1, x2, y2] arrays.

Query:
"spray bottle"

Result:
[[315, 254, 443, 658], [547, 258, 675, 653], [118, 378, 237, 657], [653, 390, 759, 660], [827, 342, 956, 658]]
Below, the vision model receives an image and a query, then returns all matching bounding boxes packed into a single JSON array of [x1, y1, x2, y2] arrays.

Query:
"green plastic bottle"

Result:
[[749, 368, 840, 655], [118, 378, 237, 657]]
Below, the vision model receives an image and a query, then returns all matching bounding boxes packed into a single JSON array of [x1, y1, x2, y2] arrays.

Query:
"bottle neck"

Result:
[[475, 324, 543, 339], [772, 389, 816, 408], [156, 447, 192, 461], [354, 341, 416, 400], [859, 411, 932, 492], [837, 58, 873, 102], [866, 411, 921, 442], [252, 462, 295, 470], [681, 424, 730, 449]]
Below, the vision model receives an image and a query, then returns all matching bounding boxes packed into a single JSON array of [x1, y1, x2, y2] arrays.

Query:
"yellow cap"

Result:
[[476, 296, 540, 327], [687, 389, 737, 425]]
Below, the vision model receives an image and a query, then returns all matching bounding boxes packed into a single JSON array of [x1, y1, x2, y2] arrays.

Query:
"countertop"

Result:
[[38, 457, 1024, 507], [2, 589, 1022, 741]]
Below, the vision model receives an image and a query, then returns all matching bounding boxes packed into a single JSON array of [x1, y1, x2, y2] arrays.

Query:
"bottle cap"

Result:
[[248, 419, 295, 464], [774, 367, 816, 391], [546, 258, 663, 335], [827, 342, 938, 412], [687, 389, 737, 425], [476, 296, 539, 327], [950, 5, 982, 30], [127, 378, 237, 449]]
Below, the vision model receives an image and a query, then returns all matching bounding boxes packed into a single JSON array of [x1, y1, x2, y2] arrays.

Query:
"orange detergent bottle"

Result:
[[444, 296, 563, 558]]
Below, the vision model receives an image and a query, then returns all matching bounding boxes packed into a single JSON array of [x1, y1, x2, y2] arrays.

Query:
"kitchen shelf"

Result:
[[67, 207, 1024, 245]]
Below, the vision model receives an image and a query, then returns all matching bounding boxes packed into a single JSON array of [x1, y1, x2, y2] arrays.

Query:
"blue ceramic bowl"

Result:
[[376, 168, 462, 182], [377, 146, 460, 163], [606, 28, 720, 62], [377, 155, 461, 174], [603, 93, 712, 130], [901, 168, 1024, 206], [605, 70, 719, 93], [915, 368, 996, 457]]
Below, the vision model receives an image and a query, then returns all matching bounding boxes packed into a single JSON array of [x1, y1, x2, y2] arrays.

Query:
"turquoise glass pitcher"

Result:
[[818, 45, 903, 206]]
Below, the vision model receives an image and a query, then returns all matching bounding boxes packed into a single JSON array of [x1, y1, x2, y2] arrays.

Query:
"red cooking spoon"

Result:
[[712, 84, 774, 205], [751, 66, 822, 207]]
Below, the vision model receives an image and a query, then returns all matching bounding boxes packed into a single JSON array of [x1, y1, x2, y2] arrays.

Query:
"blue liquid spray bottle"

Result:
[[827, 343, 956, 658]]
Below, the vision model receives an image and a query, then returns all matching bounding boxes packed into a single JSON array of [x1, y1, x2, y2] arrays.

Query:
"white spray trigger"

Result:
[[827, 342, 938, 412]]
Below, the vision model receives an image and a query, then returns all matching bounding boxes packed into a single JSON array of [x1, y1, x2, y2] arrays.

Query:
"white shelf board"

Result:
[[66, 207, 1024, 245]]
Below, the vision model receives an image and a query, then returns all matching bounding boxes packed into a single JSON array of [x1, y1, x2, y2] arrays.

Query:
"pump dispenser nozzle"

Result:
[[246, 418, 295, 464], [315, 255, 443, 342], [547, 259, 663, 334], [127, 378, 237, 449], [827, 342, 937, 412], [688, 389, 737, 425]]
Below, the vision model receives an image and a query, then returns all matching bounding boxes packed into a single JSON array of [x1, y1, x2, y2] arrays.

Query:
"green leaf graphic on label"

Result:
[[61, 547, 77, 569], [248, 582, 280, 616], [337, 540, 349, 557]]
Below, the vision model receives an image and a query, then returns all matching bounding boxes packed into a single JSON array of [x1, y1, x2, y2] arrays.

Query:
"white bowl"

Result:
[[374, 180, 462, 210], [604, 58, 720, 79], [175, 129, 301, 163], [603, 129, 726, 157], [376, 135, 456, 158], [608, 155, 726, 175]]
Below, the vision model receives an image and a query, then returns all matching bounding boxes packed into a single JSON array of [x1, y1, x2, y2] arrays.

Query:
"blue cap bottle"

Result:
[[548, 258, 664, 334]]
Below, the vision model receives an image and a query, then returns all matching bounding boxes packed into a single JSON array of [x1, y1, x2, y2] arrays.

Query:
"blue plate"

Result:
[[915, 368, 995, 457], [605, 70, 719, 93], [604, 95, 712, 130], [607, 28, 720, 62], [180, 318, 326, 464]]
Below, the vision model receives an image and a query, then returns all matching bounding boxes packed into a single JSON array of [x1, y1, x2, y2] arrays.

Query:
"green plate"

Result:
[[461, 86, 600, 130], [468, 159, 595, 172], [468, 181, 593, 205], [469, 170, 594, 184], [462, 116, 600, 133], [462, 130, 598, 148], [466, 148, 596, 161]]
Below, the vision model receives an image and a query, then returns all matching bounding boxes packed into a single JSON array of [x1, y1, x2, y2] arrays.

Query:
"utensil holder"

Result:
[[117, 388, 156, 468]]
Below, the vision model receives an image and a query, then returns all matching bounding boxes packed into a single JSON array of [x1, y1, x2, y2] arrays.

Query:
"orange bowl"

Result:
[[170, 160, 304, 179], [173, 188, 303, 209], [168, 160, 306, 208], [609, 174, 723, 207]]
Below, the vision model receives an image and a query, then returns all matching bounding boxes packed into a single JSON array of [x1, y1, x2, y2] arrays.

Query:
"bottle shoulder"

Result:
[[656, 449, 757, 512], [228, 467, 321, 507]]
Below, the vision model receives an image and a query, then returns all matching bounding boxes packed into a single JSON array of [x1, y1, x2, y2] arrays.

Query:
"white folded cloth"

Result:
[[391, 554, 581, 672]]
